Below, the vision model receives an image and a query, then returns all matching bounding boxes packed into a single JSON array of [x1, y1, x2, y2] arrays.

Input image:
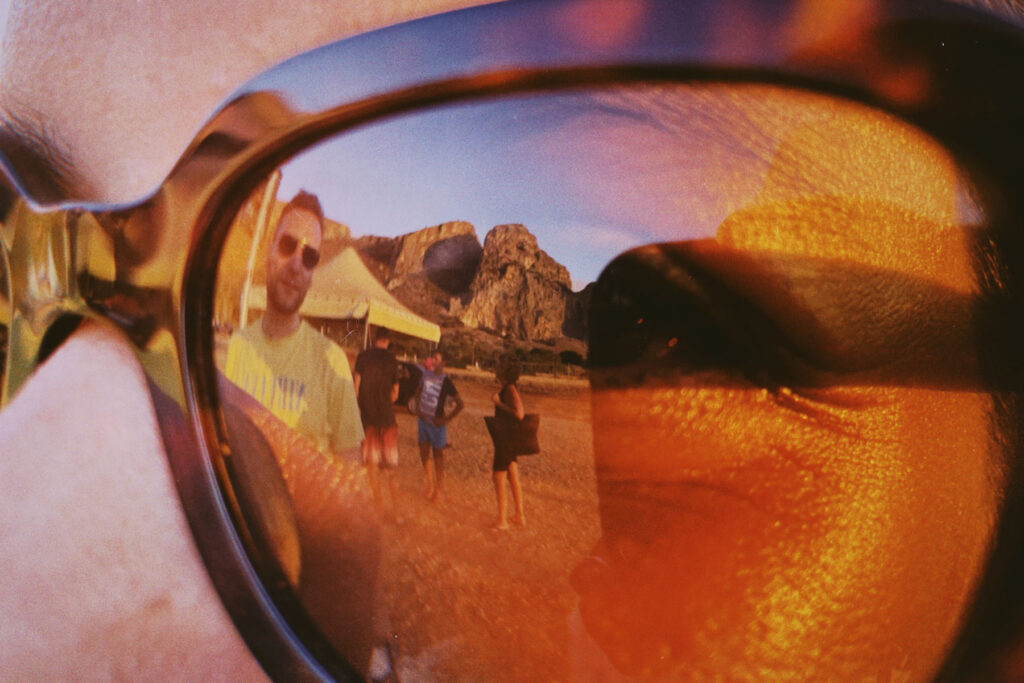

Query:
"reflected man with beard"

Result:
[[223, 189, 384, 676], [225, 189, 364, 459]]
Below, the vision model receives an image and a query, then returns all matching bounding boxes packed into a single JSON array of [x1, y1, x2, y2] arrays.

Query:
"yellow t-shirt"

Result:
[[224, 320, 364, 455]]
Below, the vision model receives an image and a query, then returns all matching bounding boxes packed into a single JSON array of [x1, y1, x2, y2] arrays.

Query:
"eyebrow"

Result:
[[0, 98, 90, 203]]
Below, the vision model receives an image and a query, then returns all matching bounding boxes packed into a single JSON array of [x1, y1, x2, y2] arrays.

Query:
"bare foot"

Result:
[[425, 488, 436, 501], [490, 521, 510, 531], [513, 515, 525, 527]]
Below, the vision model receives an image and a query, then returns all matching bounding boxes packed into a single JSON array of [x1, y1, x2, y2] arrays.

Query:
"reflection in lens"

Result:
[[213, 83, 999, 680]]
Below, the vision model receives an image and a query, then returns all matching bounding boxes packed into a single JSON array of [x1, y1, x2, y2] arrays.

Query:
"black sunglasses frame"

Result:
[[2, 0, 1024, 680]]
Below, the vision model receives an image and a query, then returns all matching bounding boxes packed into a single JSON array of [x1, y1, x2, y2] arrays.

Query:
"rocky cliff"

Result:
[[353, 221, 482, 323], [453, 224, 571, 341], [353, 221, 589, 342]]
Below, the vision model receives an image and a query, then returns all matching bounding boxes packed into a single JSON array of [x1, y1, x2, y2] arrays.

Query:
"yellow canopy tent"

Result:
[[247, 246, 441, 343]]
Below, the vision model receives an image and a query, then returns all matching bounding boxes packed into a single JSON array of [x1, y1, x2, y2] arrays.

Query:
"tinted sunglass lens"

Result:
[[301, 246, 320, 269], [211, 83, 994, 680], [277, 233, 298, 256]]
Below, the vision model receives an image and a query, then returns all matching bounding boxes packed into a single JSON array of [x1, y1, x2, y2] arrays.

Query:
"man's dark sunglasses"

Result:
[[2, 0, 1024, 680], [277, 233, 321, 270]]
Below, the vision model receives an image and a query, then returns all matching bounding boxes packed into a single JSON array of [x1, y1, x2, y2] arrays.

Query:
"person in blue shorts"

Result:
[[412, 350, 463, 501]]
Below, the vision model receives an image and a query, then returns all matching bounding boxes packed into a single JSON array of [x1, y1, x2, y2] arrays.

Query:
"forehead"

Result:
[[0, 1, 499, 203], [275, 207, 322, 244]]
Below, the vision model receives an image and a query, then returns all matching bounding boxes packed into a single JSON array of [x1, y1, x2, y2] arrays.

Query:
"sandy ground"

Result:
[[214, 330, 601, 679], [378, 371, 601, 682]]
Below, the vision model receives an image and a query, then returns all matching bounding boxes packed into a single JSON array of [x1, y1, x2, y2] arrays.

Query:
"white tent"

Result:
[[248, 246, 441, 343]]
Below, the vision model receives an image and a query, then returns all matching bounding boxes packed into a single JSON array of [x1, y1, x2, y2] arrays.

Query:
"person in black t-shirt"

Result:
[[354, 329, 401, 516]]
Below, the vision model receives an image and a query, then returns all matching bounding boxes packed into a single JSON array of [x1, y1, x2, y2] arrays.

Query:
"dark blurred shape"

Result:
[[395, 361, 422, 410], [423, 233, 483, 294]]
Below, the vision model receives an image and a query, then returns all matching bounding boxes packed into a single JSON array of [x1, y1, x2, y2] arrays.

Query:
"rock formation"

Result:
[[563, 282, 594, 341], [455, 224, 572, 342], [353, 221, 482, 321], [354, 221, 480, 285], [392, 221, 481, 292], [353, 221, 590, 342]]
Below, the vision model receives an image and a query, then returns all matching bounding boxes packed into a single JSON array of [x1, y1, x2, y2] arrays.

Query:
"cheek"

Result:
[[889, 389, 997, 646], [584, 384, 997, 679], [266, 257, 282, 282]]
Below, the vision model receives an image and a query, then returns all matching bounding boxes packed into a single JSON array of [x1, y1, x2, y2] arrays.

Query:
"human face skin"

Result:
[[576, 98, 1000, 679], [265, 208, 322, 320], [0, 0, 496, 203], [0, 0, 1014, 680], [0, 0, 494, 679]]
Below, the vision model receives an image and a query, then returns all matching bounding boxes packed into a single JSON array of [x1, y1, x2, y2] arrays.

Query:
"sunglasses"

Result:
[[2, 0, 1024, 680], [277, 233, 321, 270]]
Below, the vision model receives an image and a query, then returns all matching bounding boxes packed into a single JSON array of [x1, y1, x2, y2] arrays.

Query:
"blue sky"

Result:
[[275, 90, 727, 291]]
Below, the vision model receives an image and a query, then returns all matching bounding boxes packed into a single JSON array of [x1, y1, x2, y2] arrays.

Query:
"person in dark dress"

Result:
[[490, 352, 526, 530]]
